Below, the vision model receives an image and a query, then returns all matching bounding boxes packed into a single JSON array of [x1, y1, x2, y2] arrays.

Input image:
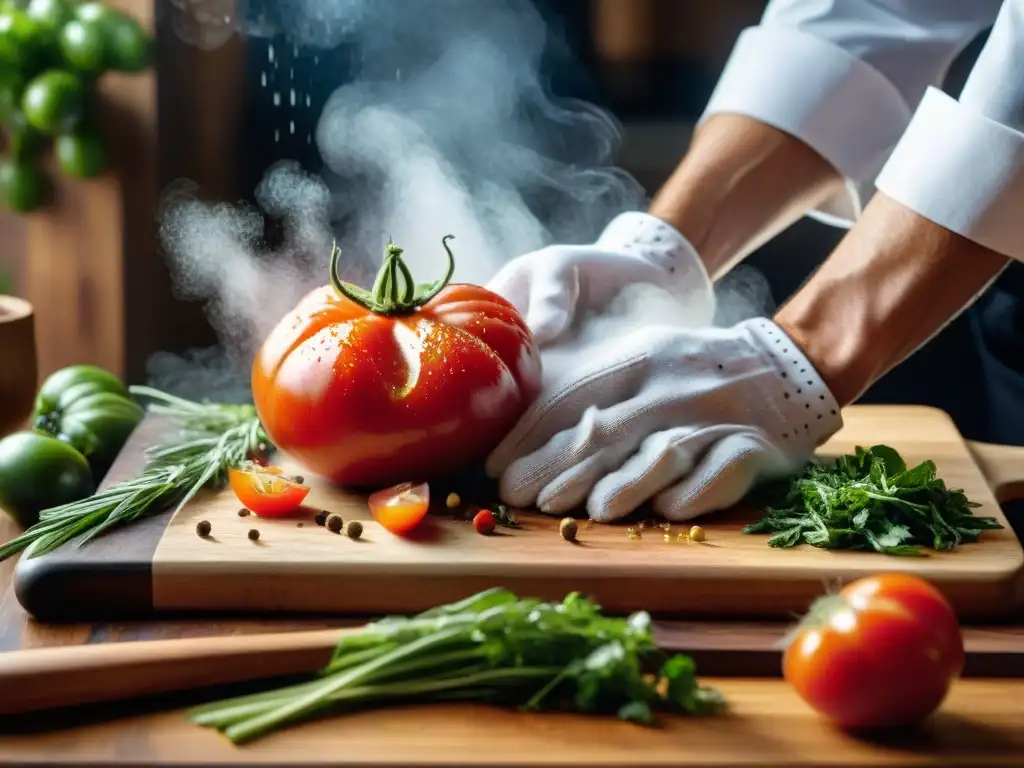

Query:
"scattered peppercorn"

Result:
[[237, 508, 250, 517], [293, 475, 304, 484], [689, 525, 706, 542], [473, 509, 497, 535], [327, 514, 344, 534], [315, 510, 329, 526], [297, 522, 304, 528], [559, 517, 578, 542], [248, 528, 260, 541], [346, 520, 363, 540], [196, 520, 212, 537], [446, 492, 461, 509]]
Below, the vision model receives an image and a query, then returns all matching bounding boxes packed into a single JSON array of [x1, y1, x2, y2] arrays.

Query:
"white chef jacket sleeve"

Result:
[[875, 1, 1024, 263], [699, 0, 1001, 228]]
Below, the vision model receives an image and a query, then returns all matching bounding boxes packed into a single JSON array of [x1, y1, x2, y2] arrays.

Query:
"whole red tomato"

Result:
[[783, 573, 964, 730], [252, 236, 541, 488]]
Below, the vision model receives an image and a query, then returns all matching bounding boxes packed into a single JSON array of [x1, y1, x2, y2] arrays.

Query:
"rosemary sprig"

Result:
[[0, 386, 268, 562]]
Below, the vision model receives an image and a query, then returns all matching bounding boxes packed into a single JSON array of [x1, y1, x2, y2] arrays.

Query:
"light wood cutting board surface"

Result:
[[141, 405, 1023, 619]]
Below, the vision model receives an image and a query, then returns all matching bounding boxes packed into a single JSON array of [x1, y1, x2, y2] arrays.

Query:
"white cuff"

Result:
[[875, 87, 1024, 263], [744, 318, 844, 455], [701, 25, 914, 228], [596, 212, 716, 321]]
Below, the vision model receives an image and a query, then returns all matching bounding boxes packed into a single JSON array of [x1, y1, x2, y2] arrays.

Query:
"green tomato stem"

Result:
[[329, 235, 457, 314]]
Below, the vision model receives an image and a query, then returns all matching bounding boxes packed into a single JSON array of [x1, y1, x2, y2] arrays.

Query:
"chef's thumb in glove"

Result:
[[486, 212, 715, 347], [485, 318, 844, 523]]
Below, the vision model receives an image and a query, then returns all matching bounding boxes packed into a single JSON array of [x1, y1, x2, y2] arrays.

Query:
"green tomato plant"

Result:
[[0, 0, 152, 214]]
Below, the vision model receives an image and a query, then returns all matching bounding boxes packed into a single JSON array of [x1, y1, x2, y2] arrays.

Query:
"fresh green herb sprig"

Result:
[[0, 387, 268, 561], [743, 444, 1003, 556], [190, 587, 725, 744]]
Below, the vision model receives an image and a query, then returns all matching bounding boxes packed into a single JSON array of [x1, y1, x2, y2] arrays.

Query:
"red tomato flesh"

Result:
[[250, 237, 541, 488], [368, 481, 430, 536], [229, 465, 311, 518], [783, 573, 964, 730]]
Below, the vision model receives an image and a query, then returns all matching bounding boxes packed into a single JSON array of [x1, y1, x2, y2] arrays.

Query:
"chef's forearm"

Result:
[[649, 114, 845, 279], [774, 193, 1011, 407]]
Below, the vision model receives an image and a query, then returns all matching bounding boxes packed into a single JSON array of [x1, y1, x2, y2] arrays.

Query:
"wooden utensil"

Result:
[[0, 626, 346, 715], [0, 295, 36, 438]]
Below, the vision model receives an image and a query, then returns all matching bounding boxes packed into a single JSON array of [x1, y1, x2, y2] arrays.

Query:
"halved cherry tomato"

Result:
[[228, 463, 310, 518], [783, 573, 964, 730], [368, 481, 429, 536]]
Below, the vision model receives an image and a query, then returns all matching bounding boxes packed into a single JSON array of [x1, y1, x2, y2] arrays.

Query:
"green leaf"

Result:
[[868, 444, 906, 475], [617, 700, 653, 724]]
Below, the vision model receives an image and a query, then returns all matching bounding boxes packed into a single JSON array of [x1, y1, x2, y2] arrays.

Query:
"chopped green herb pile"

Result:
[[189, 588, 725, 744], [743, 444, 1003, 556]]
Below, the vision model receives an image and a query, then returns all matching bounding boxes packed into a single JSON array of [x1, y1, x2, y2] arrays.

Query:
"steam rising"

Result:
[[153, 0, 772, 397]]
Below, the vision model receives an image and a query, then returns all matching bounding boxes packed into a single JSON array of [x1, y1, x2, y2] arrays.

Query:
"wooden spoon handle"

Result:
[[0, 627, 346, 715], [968, 441, 1024, 504]]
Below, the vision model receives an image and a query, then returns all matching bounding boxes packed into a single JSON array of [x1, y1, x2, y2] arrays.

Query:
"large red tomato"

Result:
[[783, 573, 964, 730], [251, 236, 541, 488]]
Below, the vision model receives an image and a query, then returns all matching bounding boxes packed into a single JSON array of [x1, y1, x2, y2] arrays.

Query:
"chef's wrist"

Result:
[[774, 193, 1013, 407], [773, 306, 870, 409], [649, 113, 844, 279]]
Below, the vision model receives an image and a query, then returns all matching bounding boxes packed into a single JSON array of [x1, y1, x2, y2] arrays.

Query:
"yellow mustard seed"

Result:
[[676, 532, 688, 542], [689, 525, 706, 542], [626, 527, 641, 540], [446, 493, 461, 509], [663, 533, 672, 543]]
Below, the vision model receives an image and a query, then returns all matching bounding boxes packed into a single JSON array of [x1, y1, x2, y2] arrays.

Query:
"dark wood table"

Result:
[[1, 435, 1024, 765]]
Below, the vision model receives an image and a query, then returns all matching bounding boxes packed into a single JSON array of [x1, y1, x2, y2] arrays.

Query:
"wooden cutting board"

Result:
[[12, 405, 1024, 622]]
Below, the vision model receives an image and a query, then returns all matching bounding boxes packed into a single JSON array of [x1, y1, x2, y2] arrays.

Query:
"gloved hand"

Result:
[[486, 212, 716, 347], [485, 318, 844, 522]]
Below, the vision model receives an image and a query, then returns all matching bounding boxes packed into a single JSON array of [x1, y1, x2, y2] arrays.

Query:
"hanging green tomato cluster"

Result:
[[0, 0, 152, 213]]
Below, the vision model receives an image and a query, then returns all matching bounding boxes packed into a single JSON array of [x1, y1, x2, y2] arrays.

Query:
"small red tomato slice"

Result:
[[228, 465, 311, 518], [368, 481, 430, 536]]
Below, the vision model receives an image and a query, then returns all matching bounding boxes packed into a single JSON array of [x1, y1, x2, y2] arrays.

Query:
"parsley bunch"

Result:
[[190, 588, 725, 744], [744, 445, 1003, 556]]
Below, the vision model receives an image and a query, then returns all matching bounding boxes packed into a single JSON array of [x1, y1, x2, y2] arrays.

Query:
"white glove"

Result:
[[486, 212, 716, 347], [485, 318, 844, 522]]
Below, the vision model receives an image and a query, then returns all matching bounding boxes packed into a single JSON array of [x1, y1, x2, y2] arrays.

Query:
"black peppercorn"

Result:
[[346, 520, 363, 540], [196, 520, 212, 537], [327, 514, 344, 533], [248, 528, 260, 541], [315, 510, 329, 526]]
